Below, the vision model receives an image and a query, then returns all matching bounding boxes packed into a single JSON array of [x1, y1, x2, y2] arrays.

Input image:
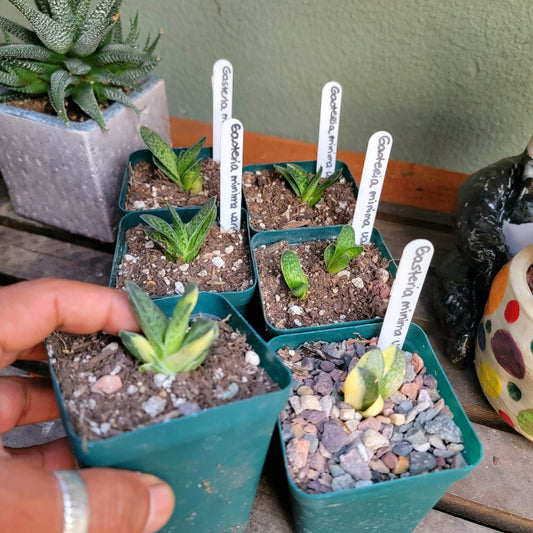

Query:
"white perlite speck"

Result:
[[154, 373, 175, 389], [245, 351, 260, 366], [142, 396, 167, 417], [124, 254, 136, 262], [289, 305, 303, 315], [352, 277, 364, 289], [133, 200, 146, 209], [174, 281, 185, 295], [212, 256, 225, 268]]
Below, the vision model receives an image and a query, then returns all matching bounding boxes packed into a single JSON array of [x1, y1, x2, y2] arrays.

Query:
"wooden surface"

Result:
[[1, 118, 531, 533]]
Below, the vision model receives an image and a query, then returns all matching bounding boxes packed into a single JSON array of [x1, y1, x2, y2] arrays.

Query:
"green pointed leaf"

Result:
[[125, 13, 139, 46], [144, 228, 177, 262], [164, 283, 198, 355], [119, 331, 158, 364], [0, 43, 63, 63], [8, 0, 74, 53], [281, 249, 309, 300], [326, 254, 350, 275], [0, 16, 40, 44], [70, 82, 106, 130], [140, 126, 181, 182], [165, 318, 219, 373], [8, 59, 58, 76], [184, 196, 217, 261], [379, 345, 407, 399], [48, 69, 77, 122], [48, 0, 76, 34], [300, 166, 322, 204], [73, 0, 119, 56], [63, 57, 90, 75], [144, 28, 162, 55], [323, 243, 335, 267], [73, 0, 91, 28], [357, 348, 385, 380], [166, 204, 190, 257], [152, 156, 182, 187], [92, 43, 152, 66], [89, 68, 142, 91], [124, 281, 167, 357], [176, 136, 206, 176], [141, 212, 183, 256], [181, 160, 203, 193], [313, 168, 343, 198], [343, 365, 379, 411], [99, 85, 138, 113]]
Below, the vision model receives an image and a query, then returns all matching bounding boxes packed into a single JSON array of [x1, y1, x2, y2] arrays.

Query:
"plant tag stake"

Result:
[[316, 81, 342, 176], [219, 118, 243, 233], [351, 131, 393, 245], [377, 239, 434, 350], [212, 59, 233, 161]]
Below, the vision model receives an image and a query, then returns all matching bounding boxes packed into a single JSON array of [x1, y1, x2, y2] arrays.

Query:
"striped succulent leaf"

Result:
[[281, 249, 309, 300], [323, 224, 363, 274], [0, 0, 161, 129], [119, 282, 219, 375]]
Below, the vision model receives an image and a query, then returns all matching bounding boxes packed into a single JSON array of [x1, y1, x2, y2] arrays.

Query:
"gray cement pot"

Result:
[[0, 76, 170, 242]]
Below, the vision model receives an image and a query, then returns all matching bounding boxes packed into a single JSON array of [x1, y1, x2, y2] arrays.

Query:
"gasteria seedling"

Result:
[[324, 225, 363, 274], [274, 163, 343, 208], [140, 196, 217, 263], [140, 126, 206, 193], [0, 0, 161, 130], [120, 282, 218, 375], [342, 345, 407, 417], [281, 249, 309, 300]]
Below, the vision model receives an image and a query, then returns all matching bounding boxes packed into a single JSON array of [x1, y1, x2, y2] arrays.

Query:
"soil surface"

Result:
[[47, 320, 278, 442], [528, 264, 533, 294], [254, 240, 393, 330], [243, 168, 357, 231], [7, 95, 98, 122], [115, 224, 254, 297], [125, 159, 220, 210]]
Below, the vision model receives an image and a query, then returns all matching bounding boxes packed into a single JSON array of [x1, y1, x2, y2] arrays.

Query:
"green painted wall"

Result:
[[1, 0, 532, 173]]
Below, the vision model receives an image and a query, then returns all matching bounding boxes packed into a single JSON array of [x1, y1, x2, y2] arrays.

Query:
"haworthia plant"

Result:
[[119, 282, 219, 375], [323, 225, 363, 274], [342, 345, 407, 418], [0, 0, 161, 130], [140, 196, 217, 263], [140, 126, 206, 193], [280, 249, 309, 300], [274, 163, 343, 208]]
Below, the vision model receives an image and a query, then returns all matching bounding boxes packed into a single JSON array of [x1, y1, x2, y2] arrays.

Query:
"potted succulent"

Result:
[[47, 282, 292, 533], [0, 0, 170, 242], [119, 126, 218, 214], [268, 322, 483, 533], [110, 197, 256, 315], [242, 160, 357, 233], [251, 224, 397, 337]]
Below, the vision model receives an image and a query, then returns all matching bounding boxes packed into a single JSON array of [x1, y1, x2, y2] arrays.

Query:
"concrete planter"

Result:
[[0, 76, 170, 242]]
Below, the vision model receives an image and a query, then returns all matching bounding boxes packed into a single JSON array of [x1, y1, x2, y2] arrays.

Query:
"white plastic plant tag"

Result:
[[377, 239, 434, 350], [219, 118, 243, 233], [212, 59, 233, 161], [351, 131, 393, 245], [316, 81, 342, 176]]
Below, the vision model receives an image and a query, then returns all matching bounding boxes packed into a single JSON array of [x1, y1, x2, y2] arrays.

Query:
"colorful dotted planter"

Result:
[[475, 244, 533, 441]]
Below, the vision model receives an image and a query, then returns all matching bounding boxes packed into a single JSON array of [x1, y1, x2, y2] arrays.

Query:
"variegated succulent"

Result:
[[0, 0, 161, 130]]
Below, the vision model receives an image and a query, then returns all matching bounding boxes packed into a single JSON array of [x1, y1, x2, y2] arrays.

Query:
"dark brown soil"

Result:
[[254, 240, 393, 330], [47, 320, 278, 441], [243, 168, 357, 231], [114, 224, 253, 297], [125, 159, 220, 210], [528, 264, 533, 294], [7, 95, 99, 122]]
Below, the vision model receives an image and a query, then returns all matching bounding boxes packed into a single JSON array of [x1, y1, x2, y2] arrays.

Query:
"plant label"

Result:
[[352, 131, 393, 245], [377, 239, 434, 350], [316, 81, 342, 177], [219, 118, 243, 233], [212, 59, 233, 161]]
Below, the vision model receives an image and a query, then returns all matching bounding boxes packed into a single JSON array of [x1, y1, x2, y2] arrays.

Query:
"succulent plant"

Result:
[[281, 249, 309, 300], [342, 345, 407, 417], [140, 126, 206, 193], [140, 196, 217, 263], [274, 163, 343, 208], [119, 282, 219, 375], [0, 0, 161, 130], [324, 225, 363, 274]]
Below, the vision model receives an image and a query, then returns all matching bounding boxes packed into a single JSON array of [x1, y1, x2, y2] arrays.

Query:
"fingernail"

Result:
[[139, 473, 175, 533]]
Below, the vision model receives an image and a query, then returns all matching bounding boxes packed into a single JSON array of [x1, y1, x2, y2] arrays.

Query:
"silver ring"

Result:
[[53, 470, 89, 533]]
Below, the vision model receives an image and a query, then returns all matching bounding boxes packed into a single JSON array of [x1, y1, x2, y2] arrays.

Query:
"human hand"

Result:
[[0, 278, 175, 533]]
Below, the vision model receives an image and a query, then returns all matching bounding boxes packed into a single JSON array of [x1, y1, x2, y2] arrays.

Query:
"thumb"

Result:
[[0, 461, 175, 533]]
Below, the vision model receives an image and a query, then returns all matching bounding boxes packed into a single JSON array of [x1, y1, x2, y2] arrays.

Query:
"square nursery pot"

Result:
[[110, 206, 256, 316], [47, 292, 292, 533], [251, 225, 397, 338], [267, 322, 483, 533], [118, 145, 214, 215], [242, 159, 358, 234], [0, 75, 170, 242]]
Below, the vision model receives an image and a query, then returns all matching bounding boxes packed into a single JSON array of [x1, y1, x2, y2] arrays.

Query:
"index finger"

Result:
[[0, 278, 138, 369]]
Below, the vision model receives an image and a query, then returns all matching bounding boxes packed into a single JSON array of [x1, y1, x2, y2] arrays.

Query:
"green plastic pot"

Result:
[[251, 225, 397, 338], [48, 292, 292, 533], [267, 322, 483, 533], [118, 145, 213, 215], [242, 159, 357, 234], [110, 206, 255, 316]]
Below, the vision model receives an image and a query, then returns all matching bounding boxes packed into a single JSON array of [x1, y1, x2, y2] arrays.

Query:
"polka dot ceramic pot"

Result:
[[475, 244, 533, 441]]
